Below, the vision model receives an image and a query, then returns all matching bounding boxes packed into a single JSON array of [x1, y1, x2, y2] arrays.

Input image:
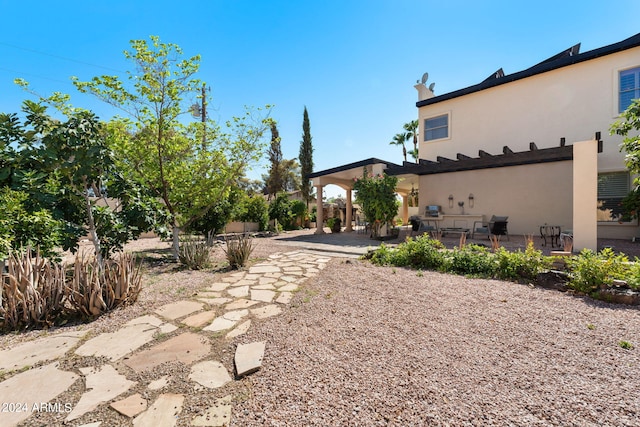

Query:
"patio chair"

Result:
[[472, 215, 509, 240]]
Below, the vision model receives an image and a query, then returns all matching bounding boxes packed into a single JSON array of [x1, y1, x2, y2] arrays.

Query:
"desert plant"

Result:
[[1, 248, 67, 330], [619, 340, 634, 350], [224, 234, 255, 269], [327, 217, 342, 233], [494, 243, 551, 281], [178, 237, 211, 270], [67, 252, 142, 317], [489, 235, 501, 252]]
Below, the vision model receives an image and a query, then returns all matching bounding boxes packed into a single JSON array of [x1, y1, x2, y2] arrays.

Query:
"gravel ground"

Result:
[[2, 232, 640, 426], [231, 259, 640, 426]]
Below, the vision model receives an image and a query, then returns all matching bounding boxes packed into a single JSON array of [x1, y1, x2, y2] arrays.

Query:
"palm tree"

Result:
[[403, 120, 419, 163], [390, 132, 408, 163]]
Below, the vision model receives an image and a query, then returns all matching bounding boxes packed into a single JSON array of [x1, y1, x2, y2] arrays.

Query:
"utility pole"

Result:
[[201, 83, 207, 146]]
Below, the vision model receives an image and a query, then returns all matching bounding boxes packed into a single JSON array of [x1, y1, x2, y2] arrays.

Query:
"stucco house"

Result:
[[309, 32, 640, 251]]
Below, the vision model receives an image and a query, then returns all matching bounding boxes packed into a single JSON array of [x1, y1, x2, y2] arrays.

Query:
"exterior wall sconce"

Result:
[[448, 194, 454, 208], [468, 193, 474, 208]]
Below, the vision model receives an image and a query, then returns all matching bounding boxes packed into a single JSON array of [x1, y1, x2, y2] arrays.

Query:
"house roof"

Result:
[[417, 32, 640, 108], [384, 142, 579, 176], [307, 157, 401, 179]]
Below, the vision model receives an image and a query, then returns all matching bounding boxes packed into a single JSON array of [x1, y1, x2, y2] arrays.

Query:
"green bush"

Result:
[[442, 244, 497, 277], [624, 260, 640, 289], [393, 235, 445, 270], [237, 195, 269, 231], [268, 193, 300, 230], [495, 243, 552, 281], [567, 248, 630, 293]]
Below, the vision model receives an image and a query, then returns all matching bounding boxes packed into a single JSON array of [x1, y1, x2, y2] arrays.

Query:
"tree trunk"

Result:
[[83, 183, 104, 269], [172, 220, 180, 261]]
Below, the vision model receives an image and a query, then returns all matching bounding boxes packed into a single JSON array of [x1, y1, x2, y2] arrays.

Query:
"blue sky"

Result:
[[1, 1, 639, 198]]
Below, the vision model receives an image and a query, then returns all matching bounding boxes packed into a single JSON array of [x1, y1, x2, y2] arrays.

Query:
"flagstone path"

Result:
[[0, 250, 330, 426]]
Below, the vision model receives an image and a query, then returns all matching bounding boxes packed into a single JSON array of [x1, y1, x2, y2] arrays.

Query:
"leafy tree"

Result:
[[299, 106, 314, 209], [403, 120, 419, 163], [390, 132, 407, 163], [265, 122, 284, 199], [281, 158, 301, 192], [74, 36, 271, 259], [235, 194, 269, 231], [611, 99, 640, 219], [353, 169, 399, 238]]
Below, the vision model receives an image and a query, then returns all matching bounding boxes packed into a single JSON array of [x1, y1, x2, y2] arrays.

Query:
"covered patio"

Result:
[[308, 158, 418, 235]]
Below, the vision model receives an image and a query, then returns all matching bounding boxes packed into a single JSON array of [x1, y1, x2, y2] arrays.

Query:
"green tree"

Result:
[[299, 106, 314, 209], [74, 36, 271, 259], [353, 169, 399, 238], [265, 122, 284, 199], [281, 158, 301, 192], [403, 120, 419, 163], [390, 132, 407, 163], [611, 99, 640, 220]]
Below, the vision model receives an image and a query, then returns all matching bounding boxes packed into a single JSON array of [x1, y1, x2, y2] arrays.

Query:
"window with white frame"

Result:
[[620, 67, 640, 113], [597, 171, 630, 222], [424, 114, 449, 141]]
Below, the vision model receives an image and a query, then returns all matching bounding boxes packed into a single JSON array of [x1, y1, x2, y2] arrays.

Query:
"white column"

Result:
[[315, 185, 325, 234], [573, 139, 598, 251], [345, 188, 353, 232], [402, 194, 409, 225]]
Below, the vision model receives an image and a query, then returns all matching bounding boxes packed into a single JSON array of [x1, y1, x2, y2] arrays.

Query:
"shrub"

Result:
[[178, 238, 211, 270], [392, 235, 445, 270], [1, 249, 142, 330], [224, 234, 254, 269], [495, 243, 552, 281], [237, 195, 269, 231], [442, 244, 497, 277], [566, 248, 630, 293], [353, 170, 399, 238]]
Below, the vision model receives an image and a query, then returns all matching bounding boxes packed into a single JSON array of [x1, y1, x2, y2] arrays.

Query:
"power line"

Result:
[[0, 41, 125, 74], [0, 66, 73, 86]]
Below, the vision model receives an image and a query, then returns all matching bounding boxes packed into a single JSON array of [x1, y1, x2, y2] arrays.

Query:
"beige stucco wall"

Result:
[[573, 140, 598, 251], [418, 47, 640, 174], [419, 161, 573, 236]]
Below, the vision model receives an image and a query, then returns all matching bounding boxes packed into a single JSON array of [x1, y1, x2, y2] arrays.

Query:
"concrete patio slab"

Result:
[[0, 363, 78, 426], [234, 341, 266, 378], [66, 365, 136, 422], [189, 361, 232, 389], [110, 393, 148, 418], [155, 300, 204, 320], [0, 329, 88, 372], [124, 332, 210, 372], [133, 393, 184, 427]]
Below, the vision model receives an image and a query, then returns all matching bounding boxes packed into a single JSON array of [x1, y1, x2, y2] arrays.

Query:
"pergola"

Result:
[[308, 158, 418, 234]]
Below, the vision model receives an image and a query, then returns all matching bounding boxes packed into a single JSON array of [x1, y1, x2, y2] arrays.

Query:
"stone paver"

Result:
[[250, 289, 276, 303], [66, 364, 136, 421], [235, 341, 266, 378], [0, 363, 78, 426], [182, 310, 218, 328], [224, 298, 259, 310], [155, 300, 204, 320], [189, 361, 232, 389], [226, 320, 251, 339], [133, 393, 184, 427], [0, 330, 88, 372], [124, 332, 210, 372], [250, 304, 283, 319], [111, 393, 148, 418], [191, 395, 232, 426], [0, 249, 330, 426]]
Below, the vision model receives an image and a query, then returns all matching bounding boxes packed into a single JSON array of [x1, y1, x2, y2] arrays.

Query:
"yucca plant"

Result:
[[1, 248, 67, 330], [66, 252, 142, 317], [224, 233, 255, 269], [178, 237, 211, 269]]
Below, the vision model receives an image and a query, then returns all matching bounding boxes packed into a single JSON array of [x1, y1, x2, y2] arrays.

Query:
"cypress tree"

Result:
[[299, 106, 314, 208]]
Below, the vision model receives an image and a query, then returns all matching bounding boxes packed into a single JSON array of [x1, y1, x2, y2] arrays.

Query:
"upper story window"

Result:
[[620, 67, 640, 113], [424, 114, 449, 141]]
